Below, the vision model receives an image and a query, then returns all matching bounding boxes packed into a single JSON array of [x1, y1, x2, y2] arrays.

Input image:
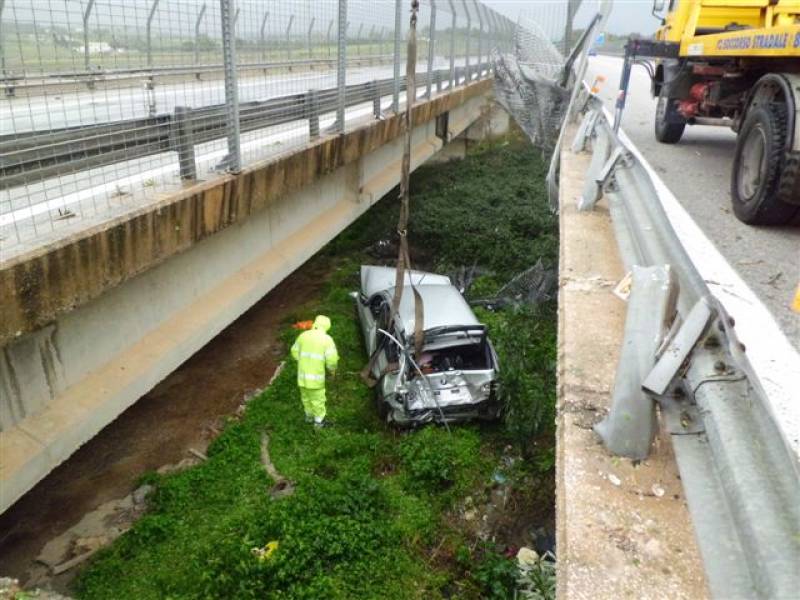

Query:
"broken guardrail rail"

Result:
[[556, 92, 800, 598]]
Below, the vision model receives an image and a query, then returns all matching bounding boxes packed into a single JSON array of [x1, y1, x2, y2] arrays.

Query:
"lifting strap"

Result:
[[362, 0, 423, 387]]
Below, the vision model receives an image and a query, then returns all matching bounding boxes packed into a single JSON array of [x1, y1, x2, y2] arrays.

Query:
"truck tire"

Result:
[[655, 92, 685, 144], [731, 103, 799, 225]]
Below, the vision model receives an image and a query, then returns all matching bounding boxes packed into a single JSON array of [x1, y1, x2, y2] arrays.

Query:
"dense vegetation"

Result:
[[75, 132, 558, 599]]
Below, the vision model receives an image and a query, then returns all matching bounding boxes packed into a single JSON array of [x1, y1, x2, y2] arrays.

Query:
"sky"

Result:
[[483, 0, 660, 36]]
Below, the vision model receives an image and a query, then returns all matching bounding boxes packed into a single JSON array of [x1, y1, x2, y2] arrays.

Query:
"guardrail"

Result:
[[0, 63, 486, 191], [559, 90, 800, 598], [0, 55, 396, 96]]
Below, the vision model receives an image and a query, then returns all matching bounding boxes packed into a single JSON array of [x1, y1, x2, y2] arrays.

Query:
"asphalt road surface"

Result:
[[587, 55, 799, 350]]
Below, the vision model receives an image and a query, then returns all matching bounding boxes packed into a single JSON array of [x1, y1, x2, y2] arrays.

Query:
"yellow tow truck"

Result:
[[615, 0, 800, 225]]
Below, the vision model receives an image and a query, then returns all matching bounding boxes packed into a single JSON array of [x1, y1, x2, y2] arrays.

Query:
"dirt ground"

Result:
[[0, 258, 331, 588]]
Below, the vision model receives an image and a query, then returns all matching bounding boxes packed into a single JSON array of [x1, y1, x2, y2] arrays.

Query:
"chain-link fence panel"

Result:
[[0, 0, 512, 259]]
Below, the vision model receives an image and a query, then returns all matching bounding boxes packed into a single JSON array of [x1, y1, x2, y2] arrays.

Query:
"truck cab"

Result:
[[643, 0, 800, 224]]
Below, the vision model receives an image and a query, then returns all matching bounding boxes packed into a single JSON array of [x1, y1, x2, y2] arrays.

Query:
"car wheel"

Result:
[[731, 103, 799, 225], [374, 389, 390, 421], [654, 90, 686, 144]]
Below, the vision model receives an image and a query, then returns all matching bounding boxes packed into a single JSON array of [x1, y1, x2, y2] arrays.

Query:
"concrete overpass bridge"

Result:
[[0, 74, 507, 513]]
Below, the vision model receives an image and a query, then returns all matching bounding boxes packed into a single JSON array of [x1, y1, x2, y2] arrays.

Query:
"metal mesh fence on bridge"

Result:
[[0, 0, 527, 257]]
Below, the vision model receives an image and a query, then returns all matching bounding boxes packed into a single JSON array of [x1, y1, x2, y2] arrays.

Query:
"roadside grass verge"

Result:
[[74, 132, 558, 599]]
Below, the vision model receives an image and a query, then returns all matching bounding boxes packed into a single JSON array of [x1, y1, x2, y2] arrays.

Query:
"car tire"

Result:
[[731, 103, 799, 225], [654, 91, 686, 144], [374, 388, 390, 421]]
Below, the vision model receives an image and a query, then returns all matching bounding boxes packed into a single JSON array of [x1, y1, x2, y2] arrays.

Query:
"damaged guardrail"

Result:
[[557, 92, 800, 598]]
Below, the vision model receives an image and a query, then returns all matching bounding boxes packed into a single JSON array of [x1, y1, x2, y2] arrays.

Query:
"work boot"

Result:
[[314, 419, 331, 429]]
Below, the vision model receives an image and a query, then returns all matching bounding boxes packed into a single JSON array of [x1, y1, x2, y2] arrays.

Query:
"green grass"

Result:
[[74, 133, 558, 599]]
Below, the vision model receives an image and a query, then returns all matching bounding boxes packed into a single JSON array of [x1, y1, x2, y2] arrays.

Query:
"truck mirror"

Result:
[[652, 0, 666, 13]]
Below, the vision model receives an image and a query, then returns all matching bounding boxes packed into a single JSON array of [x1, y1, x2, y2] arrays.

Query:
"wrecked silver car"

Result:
[[354, 266, 501, 425]]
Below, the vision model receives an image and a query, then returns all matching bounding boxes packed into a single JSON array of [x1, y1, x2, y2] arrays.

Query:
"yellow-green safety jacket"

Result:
[[291, 315, 339, 389]]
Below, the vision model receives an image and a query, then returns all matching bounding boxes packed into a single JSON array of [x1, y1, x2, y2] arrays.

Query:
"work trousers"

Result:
[[299, 386, 327, 421]]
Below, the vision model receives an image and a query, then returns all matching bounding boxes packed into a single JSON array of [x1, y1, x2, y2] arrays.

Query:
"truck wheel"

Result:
[[731, 103, 799, 225], [655, 92, 685, 144]]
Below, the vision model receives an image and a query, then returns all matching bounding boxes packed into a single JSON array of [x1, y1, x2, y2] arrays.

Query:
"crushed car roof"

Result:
[[387, 283, 481, 335], [360, 265, 451, 298]]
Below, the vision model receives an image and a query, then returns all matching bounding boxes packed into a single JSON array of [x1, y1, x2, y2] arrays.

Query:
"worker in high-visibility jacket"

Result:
[[290, 315, 339, 427]]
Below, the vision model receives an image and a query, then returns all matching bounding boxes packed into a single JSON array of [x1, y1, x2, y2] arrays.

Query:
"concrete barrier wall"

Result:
[[0, 81, 502, 513]]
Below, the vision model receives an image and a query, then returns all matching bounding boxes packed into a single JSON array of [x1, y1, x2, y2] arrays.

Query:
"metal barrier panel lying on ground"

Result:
[[0, 0, 514, 256]]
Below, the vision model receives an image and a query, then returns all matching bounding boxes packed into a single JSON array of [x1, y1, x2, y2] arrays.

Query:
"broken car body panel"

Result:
[[355, 265, 501, 425]]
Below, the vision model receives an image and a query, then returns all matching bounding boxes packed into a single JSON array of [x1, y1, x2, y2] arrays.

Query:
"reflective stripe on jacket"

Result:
[[291, 328, 339, 389]]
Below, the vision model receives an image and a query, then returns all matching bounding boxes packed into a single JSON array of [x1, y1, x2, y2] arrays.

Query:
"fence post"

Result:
[[336, 0, 347, 132], [307, 17, 316, 59], [463, 0, 471, 82], [447, 0, 455, 88], [173, 106, 197, 180], [565, 0, 580, 55], [473, 0, 483, 78], [307, 89, 320, 138], [368, 24, 376, 63], [260, 12, 270, 62], [220, 0, 241, 171], [0, 0, 5, 77], [194, 3, 207, 66], [486, 10, 497, 54], [327, 19, 334, 59], [426, 0, 436, 98], [146, 0, 160, 68], [286, 15, 294, 61], [392, 0, 402, 112], [356, 23, 363, 56], [82, 0, 96, 71], [372, 79, 381, 118]]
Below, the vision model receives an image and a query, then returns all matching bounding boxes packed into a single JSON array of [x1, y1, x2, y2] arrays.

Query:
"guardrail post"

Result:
[[219, 0, 241, 172], [260, 12, 270, 61], [307, 89, 320, 138], [463, 0, 472, 81], [194, 3, 207, 66], [447, 0, 456, 88], [594, 265, 677, 459], [286, 14, 295, 61], [173, 106, 197, 180], [392, 0, 402, 112], [82, 0, 96, 72], [335, 0, 347, 132], [426, 0, 436, 98], [435, 68, 442, 92], [474, 0, 483, 78], [370, 79, 381, 118], [307, 17, 316, 59], [146, 0, 160, 68]]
